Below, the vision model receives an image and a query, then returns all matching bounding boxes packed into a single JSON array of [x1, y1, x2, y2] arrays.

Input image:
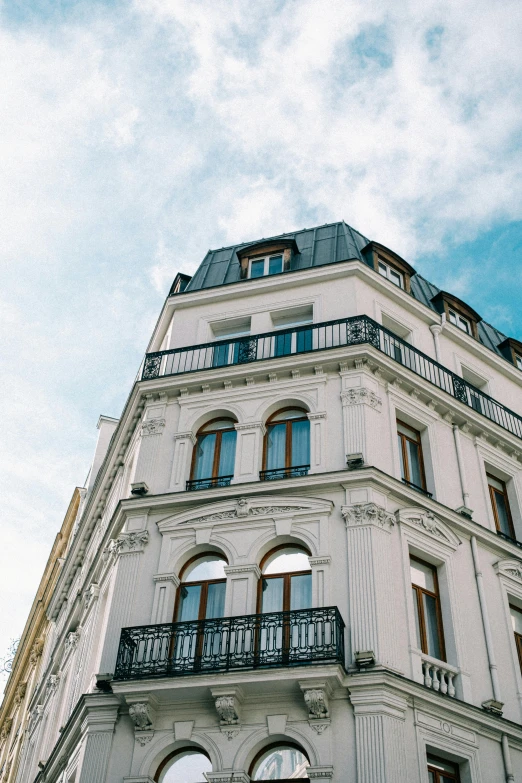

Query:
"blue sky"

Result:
[[1, 0, 522, 675]]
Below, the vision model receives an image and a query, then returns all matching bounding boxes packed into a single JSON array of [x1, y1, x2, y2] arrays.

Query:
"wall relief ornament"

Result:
[[340, 387, 382, 410], [0, 719, 12, 743], [29, 638, 44, 666], [189, 499, 310, 525], [303, 688, 329, 719], [129, 702, 153, 730], [64, 630, 80, 655], [495, 560, 522, 583], [214, 695, 240, 725], [396, 508, 460, 549], [141, 418, 166, 436], [115, 530, 149, 554], [341, 503, 395, 530], [14, 682, 27, 706]]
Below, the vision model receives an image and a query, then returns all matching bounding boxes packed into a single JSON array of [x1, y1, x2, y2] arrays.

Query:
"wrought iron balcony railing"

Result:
[[142, 315, 522, 442], [401, 478, 433, 498], [260, 465, 310, 481], [186, 475, 233, 491], [113, 607, 345, 681], [496, 529, 522, 550]]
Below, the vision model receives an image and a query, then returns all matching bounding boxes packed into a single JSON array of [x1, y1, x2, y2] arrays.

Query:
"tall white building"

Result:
[[10, 221, 522, 782]]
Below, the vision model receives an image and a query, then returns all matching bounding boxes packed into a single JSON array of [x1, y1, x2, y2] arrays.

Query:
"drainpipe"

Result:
[[501, 734, 515, 783], [430, 323, 443, 363], [452, 424, 471, 513]]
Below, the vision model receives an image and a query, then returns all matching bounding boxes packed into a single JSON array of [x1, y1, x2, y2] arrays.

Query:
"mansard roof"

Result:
[[173, 219, 512, 362]]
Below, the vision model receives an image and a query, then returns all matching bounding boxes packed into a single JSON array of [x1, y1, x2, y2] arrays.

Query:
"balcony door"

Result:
[[190, 418, 237, 489], [263, 408, 310, 479]]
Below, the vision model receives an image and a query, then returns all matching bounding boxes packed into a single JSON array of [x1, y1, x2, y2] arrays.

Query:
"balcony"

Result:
[[260, 465, 310, 481], [186, 475, 233, 491], [113, 607, 345, 681], [401, 478, 433, 498], [141, 315, 522, 442]]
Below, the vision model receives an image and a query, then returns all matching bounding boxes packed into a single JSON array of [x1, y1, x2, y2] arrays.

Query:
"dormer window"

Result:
[[497, 337, 522, 370], [249, 254, 283, 279], [378, 258, 404, 288], [516, 355, 522, 371], [448, 309, 471, 334]]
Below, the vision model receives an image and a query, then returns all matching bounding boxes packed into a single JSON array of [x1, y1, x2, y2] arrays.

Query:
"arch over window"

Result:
[[258, 545, 312, 613], [189, 417, 237, 490], [155, 748, 212, 782], [176, 553, 228, 622], [250, 742, 310, 780], [262, 408, 310, 480]]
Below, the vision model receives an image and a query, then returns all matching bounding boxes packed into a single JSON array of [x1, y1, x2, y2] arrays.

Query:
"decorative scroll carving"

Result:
[[214, 695, 240, 725], [29, 638, 44, 666], [129, 702, 153, 730], [115, 530, 149, 554], [141, 417, 166, 436], [341, 387, 382, 410], [495, 560, 522, 583], [190, 501, 309, 525], [303, 688, 329, 719], [342, 503, 395, 530], [397, 508, 460, 549], [251, 505, 308, 515]]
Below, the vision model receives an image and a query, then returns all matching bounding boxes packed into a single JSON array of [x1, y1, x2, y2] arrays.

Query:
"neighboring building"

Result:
[[14, 220, 522, 782], [0, 489, 81, 783]]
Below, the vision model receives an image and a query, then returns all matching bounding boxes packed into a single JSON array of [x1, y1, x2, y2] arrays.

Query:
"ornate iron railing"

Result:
[[496, 530, 522, 549], [142, 314, 522, 441], [113, 607, 345, 681], [401, 478, 433, 498], [259, 465, 310, 481], [186, 475, 233, 491]]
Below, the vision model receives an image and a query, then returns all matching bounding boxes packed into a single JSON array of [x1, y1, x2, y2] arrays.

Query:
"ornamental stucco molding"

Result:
[[0, 718, 12, 744], [13, 681, 27, 706], [308, 556, 332, 567], [396, 508, 460, 550], [495, 559, 522, 584], [341, 503, 395, 530], [141, 418, 165, 436], [129, 702, 153, 730], [211, 686, 243, 740], [341, 387, 382, 411], [188, 498, 311, 526], [115, 530, 149, 554], [64, 630, 81, 656], [172, 431, 196, 444], [29, 637, 44, 667]]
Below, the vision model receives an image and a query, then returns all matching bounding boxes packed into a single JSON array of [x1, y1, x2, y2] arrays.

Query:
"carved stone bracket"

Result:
[[64, 630, 81, 656], [14, 681, 27, 706], [29, 638, 44, 667], [141, 418, 166, 437], [342, 503, 395, 530], [45, 673, 60, 697], [300, 680, 331, 734], [84, 583, 100, 607], [115, 530, 149, 555], [341, 387, 382, 411], [129, 702, 154, 730], [211, 686, 243, 740], [0, 718, 12, 744]]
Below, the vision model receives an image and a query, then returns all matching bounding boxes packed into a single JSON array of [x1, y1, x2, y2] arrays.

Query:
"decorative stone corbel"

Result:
[[211, 686, 243, 740], [300, 680, 331, 734], [0, 718, 12, 744], [127, 696, 157, 746], [64, 630, 81, 656], [29, 637, 44, 666], [14, 681, 27, 706]]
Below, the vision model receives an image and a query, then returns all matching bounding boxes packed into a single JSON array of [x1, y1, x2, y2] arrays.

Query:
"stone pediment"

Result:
[[157, 495, 333, 531], [495, 559, 522, 584], [396, 507, 461, 550]]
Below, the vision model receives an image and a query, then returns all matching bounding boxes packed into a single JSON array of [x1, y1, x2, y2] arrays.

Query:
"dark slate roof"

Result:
[[180, 220, 510, 360]]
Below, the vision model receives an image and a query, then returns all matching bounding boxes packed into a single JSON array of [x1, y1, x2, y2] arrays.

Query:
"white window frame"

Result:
[[515, 354, 522, 371], [377, 258, 404, 288], [248, 253, 284, 278], [448, 309, 471, 334]]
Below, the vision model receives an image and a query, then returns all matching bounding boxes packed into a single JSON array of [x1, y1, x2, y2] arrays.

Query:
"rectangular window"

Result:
[[249, 254, 283, 278], [516, 354, 522, 371], [427, 755, 460, 782], [411, 557, 446, 660], [510, 604, 522, 674], [487, 473, 515, 538], [378, 258, 404, 288], [397, 420, 427, 491], [448, 309, 471, 334]]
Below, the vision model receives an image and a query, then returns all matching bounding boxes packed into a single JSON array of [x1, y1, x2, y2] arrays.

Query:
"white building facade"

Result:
[[15, 222, 522, 782]]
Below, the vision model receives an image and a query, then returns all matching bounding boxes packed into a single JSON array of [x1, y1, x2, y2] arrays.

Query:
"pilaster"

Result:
[[151, 573, 179, 623], [307, 412, 327, 474], [232, 422, 265, 484], [169, 431, 196, 491], [224, 564, 261, 615], [339, 370, 382, 466], [76, 695, 120, 783]]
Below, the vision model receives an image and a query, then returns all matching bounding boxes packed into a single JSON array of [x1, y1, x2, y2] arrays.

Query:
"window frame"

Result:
[[257, 544, 312, 613], [174, 552, 228, 622], [262, 407, 310, 471], [249, 740, 310, 781], [448, 309, 471, 335], [248, 253, 284, 279], [487, 472, 515, 538], [410, 555, 447, 661], [509, 603, 522, 675], [154, 747, 212, 783], [378, 258, 405, 288], [190, 417, 237, 481], [397, 419, 427, 491], [427, 754, 460, 783]]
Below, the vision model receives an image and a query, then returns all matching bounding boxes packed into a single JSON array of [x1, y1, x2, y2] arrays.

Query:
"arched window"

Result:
[[258, 546, 312, 613], [189, 418, 237, 490], [262, 408, 310, 480], [155, 748, 212, 782], [175, 554, 228, 622], [250, 742, 310, 780]]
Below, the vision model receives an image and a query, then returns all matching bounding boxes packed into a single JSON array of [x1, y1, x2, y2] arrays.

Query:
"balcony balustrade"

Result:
[[421, 653, 458, 697], [260, 465, 310, 481], [141, 315, 522, 442], [401, 478, 433, 498], [186, 475, 233, 491], [113, 607, 345, 681]]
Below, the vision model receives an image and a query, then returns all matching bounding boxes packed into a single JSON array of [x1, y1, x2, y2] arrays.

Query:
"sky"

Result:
[[1, 0, 522, 679]]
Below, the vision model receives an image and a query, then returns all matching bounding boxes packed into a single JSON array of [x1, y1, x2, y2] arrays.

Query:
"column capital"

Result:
[[341, 386, 382, 410], [342, 503, 395, 531], [224, 564, 261, 579], [234, 420, 266, 435], [172, 430, 196, 444], [141, 417, 165, 436], [114, 530, 149, 555]]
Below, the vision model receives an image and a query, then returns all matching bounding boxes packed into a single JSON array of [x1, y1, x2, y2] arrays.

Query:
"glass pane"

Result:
[[270, 408, 307, 421], [397, 421, 418, 438], [184, 556, 227, 582], [205, 582, 226, 619], [218, 429, 236, 476], [252, 746, 310, 780], [449, 310, 457, 325], [427, 756, 458, 774], [264, 549, 310, 574], [291, 419, 310, 466], [378, 261, 388, 277], [251, 259, 265, 278], [458, 316, 470, 333], [193, 433, 216, 479], [423, 593, 443, 659], [159, 751, 212, 782], [405, 439, 423, 487], [177, 585, 201, 621], [412, 588, 422, 649], [268, 255, 283, 274], [492, 489, 512, 535], [290, 573, 312, 610], [296, 327, 312, 353], [390, 268, 403, 287], [511, 606, 522, 634], [516, 355, 522, 370], [274, 331, 292, 356], [261, 577, 284, 613], [398, 435, 406, 480], [201, 419, 235, 431], [266, 422, 286, 469], [212, 343, 229, 367], [410, 560, 435, 592], [427, 772, 435, 783]]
